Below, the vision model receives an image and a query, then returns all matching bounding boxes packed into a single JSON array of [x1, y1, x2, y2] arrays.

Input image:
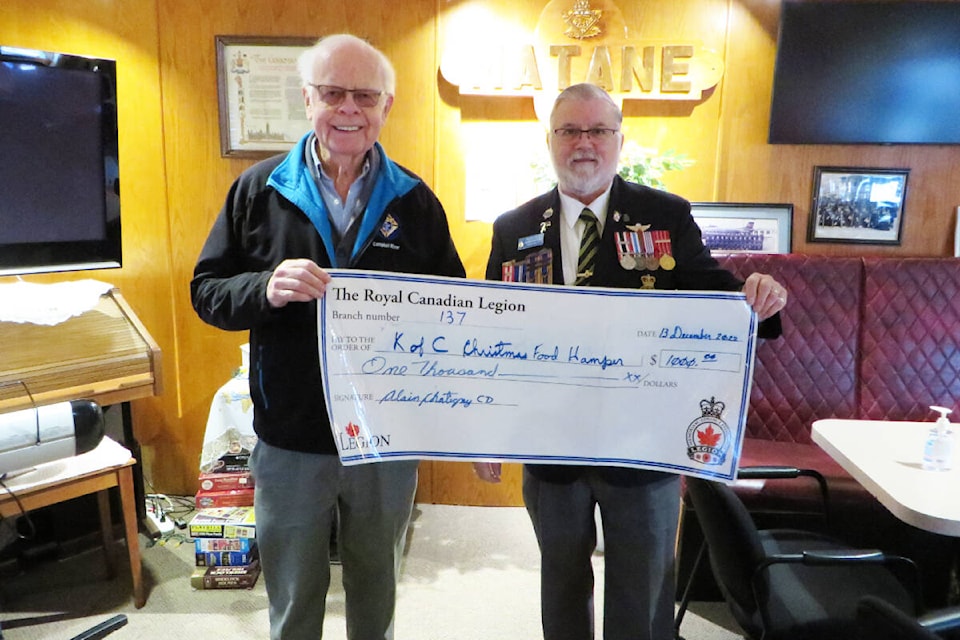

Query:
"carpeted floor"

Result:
[[0, 504, 742, 639]]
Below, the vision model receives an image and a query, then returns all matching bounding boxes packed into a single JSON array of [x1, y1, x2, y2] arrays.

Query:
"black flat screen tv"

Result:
[[769, 1, 960, 145], [0, 46, 121, 275]]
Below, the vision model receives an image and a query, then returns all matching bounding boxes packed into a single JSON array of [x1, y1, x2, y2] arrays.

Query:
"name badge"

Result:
[[518, 233, 544, 250]]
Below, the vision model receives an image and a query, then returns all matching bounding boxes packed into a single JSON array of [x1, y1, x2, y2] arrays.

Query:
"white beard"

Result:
[[553, 161, 613, 199]]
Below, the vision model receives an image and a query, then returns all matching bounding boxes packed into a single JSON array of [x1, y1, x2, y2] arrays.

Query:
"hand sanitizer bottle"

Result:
[[922, 405, 954, 471]]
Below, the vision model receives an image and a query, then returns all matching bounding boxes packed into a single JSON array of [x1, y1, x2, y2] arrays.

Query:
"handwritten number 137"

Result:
[[439, 310, 466, 325]]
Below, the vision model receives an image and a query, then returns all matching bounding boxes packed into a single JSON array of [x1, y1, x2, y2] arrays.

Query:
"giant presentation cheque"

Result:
[[319, 270, 758, 482]]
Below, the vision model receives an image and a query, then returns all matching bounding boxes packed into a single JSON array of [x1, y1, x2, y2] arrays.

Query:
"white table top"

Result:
[[812, 419, 960, 537]]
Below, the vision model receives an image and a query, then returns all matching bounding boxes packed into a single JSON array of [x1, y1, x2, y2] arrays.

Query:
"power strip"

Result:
[[145, 496, 176, 538], [145, 511, 175, 538]]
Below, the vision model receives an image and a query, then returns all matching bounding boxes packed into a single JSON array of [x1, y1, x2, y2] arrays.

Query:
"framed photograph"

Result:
[[215, 35, 315, 158], [808, 166, 908, 245], [690, 202, 793, 254]]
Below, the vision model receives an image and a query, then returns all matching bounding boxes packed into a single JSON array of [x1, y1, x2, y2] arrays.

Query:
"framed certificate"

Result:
[[215, 35, 315, 158]]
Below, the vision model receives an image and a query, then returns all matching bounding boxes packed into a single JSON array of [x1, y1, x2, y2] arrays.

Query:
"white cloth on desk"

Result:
[[0, 436, 132, 492], [0, 279, 113, 325], [200, 374, 258, 473]]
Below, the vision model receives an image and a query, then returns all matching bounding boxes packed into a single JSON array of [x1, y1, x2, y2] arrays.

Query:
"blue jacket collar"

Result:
[[267, 133, 418, 267]]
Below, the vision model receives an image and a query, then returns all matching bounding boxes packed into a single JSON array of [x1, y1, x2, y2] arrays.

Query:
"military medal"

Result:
[[637, 228, 657, 270], [615, 231, 642, 271], [620, 223, 651, 270], [651, 230, 675, 271], [616, 228, 660, 271]]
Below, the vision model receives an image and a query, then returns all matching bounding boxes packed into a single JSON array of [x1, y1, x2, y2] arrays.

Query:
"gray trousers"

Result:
[[250, 441, 418, 640], [523, 467, 681, 640]]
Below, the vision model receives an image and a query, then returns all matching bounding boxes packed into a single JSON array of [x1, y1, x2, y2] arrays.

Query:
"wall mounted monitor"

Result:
[[769, 1, 960, 145]]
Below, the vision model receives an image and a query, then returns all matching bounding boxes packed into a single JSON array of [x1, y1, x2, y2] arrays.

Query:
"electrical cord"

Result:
[[0, 474, 36, 541], [152, 494, 194, 528]]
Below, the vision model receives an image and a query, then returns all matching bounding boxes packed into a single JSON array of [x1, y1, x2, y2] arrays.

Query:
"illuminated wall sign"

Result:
[[440, 0, 724, 104]]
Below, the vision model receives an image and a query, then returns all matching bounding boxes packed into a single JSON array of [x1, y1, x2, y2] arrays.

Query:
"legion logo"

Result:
[[338, 421, 392, 452], [685, 397, 731, 466]]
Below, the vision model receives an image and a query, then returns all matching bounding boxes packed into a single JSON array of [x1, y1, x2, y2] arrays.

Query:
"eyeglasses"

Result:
[[552, 127, 620, 141], [309, 84, 383, 108]]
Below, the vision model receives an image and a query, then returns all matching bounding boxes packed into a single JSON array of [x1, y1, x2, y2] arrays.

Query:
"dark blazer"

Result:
[[486, 176, 781, 484]]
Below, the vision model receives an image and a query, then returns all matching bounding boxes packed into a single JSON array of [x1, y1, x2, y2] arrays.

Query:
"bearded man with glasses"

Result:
[[192, 33, 464, 640], [475, 83, 788, 640]]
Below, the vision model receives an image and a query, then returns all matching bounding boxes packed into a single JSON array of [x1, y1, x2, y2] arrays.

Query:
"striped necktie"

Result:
[[575, 208, 599, 286]]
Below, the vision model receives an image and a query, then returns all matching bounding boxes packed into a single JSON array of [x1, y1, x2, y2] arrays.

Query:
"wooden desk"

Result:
[[812, 418, 960, 537], [0, 437, 144, 607], [0, 286, 161, 608], [0, 288, 162, 412]]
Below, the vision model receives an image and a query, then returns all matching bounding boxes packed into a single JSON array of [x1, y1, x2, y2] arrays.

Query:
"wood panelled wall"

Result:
[[3, 0, 959, 506]]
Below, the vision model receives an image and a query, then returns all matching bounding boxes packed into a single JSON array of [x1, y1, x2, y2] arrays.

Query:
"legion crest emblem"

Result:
[[685, 396, 731, 466], [562, 0, 603, 40]]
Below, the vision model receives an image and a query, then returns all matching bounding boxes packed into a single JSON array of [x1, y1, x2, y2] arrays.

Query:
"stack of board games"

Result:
[[195, 470, 254, 509], [189, 506, 260, 589]]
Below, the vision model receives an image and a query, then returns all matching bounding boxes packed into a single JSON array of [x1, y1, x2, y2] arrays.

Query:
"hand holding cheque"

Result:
[[319, 269, 761, 482], [741, 271, 788, 322]]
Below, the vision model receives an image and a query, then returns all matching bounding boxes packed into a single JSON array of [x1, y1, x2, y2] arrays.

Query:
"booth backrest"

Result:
[[860, 258, 960, 421], [716, 254, 960, 441], [717, 254, 863, 444]]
